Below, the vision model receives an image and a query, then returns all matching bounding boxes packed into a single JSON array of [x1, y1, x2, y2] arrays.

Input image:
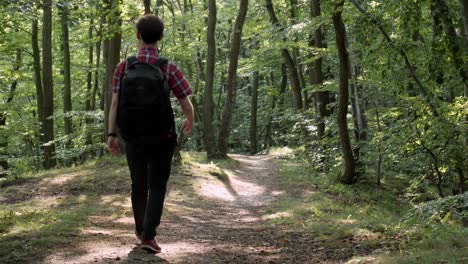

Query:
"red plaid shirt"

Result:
[[112, 47, 192, 99]]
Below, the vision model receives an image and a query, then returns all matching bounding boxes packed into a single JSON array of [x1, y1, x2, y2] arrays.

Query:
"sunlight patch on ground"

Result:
[[229, 174, 266, 197], [159, 241, 210, 258], [114, 216, 134, 225], [346, 256, 383, 264], [261, 211, 292, 220], [338, 219, 357, 224], [268, 147, 294, 157], [40, 170, 93, 186], [101, 195, 131, 208], [44, 243, 131, 264], [197, 180, 237, 201]]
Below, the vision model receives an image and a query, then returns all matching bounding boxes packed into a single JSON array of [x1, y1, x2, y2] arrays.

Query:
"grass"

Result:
[[0, 156, 130, 263], [271, 152, 468, 264]]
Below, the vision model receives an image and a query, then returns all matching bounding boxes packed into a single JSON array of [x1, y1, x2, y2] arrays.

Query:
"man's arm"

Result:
[[177, 96, 194, 135], [107, 93, 121, 155]]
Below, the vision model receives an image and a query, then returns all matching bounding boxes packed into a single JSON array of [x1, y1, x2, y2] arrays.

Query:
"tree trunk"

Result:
[[42, 0, 57, 169], [333, 0, 355, 184], [460, 0, 468, 193], [309, 0, 329, 140], [279, 63, 287, 107], [203, 0, 218, 159], [265, 0, 303, 110], [143, 0, 151, 13], [155, 0, 164, 16], [32, 17, 45, 146], [104, 6, 122, 138], [250, 71, 259, 154], [374, 105, 383, 188], [350, 66, 368, 176], [290, 0, 308, 109], [86, 19, 94, 112], [217, 0, 249, 156], [92, 15, 104, 111], [60, 5, 73, 136], [104, 0, 122, 137], [264, 72, 277, 148], [461, 0, 468, 96]]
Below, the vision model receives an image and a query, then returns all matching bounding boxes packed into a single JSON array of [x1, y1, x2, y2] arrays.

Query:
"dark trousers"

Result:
[[125, 141, 175, 241]]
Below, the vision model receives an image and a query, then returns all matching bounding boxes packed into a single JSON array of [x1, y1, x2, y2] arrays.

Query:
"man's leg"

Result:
[[141, 141, 175, 240], [125, 142, 148, 237]]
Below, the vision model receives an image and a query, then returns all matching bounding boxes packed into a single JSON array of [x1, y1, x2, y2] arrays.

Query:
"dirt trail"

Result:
[[31, 155, 337, 263]]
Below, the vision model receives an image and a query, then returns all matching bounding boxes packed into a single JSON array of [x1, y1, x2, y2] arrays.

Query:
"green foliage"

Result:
[[276, 153, 468, 262], [404, 192, 468, 226]]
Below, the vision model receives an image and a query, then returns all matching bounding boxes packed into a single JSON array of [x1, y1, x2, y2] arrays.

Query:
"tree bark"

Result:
[[350, 66, 368, 175], [155, 0, 163, 16], [309, 0, 329, 140], [460, 0, 468, 193], [60, 4, 73, 136], [32, 17, 45, 146], [290, 0, 308, 109], [143, 0, 151, 14], [333, 0, 355, 184], [265, 0, 303, 110], [42, 0, 57, 169], [86, 19, 94, 112], [104, 0, 122, 137], [217, 0, 249, 156], [249, 71, 259, 154], [203, 0, 218, 159], [92, 20, 103, 111]]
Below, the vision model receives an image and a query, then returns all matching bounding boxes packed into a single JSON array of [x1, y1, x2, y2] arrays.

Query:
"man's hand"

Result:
[[181, 119, 193, 135], [107, 136, 121, 156]]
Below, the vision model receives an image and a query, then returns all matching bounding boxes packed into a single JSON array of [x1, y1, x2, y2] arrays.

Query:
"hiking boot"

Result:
[[141, 239, 161, 253]]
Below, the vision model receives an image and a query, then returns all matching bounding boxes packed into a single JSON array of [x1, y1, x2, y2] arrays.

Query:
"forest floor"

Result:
[[0, 152, 465, 263]]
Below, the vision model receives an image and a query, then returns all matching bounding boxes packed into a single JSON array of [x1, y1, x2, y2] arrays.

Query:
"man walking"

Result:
[[107, 14, 194, 253]]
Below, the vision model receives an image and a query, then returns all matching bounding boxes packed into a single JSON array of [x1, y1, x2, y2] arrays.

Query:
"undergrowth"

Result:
[[270, 148, 468, 264]]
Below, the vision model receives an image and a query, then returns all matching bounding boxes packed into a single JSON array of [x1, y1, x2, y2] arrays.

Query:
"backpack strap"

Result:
[[154, 57, 169, 78], [154, 57, 168, 68], [126, 56, 138, 69]]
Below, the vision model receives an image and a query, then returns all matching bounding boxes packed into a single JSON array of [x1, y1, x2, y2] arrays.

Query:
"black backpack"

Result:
[[117, 56, 176, 144]]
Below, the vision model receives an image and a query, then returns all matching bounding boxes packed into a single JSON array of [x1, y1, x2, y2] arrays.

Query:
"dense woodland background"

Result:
[[0, 0, 466, 220]]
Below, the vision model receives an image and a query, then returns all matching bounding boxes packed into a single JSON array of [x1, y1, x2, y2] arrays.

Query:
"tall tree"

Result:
[[85, 18, 94, 112], [143, 0, 151, 14], [265, 0, 303, 110], [103, 0, 122, 136], [249, 71, 259, 154], [309, 0, 330, 141], [289, 0, 309, 109], [203, 0, 218, 159], [91, 16, 104, 111], [333, 0, 355, 184], [217, 0, 249, 156], [42, 0, 57, 168], [350, 66, 368, 165], [32, 12, 45, 147], [59, 2, 73, 136]]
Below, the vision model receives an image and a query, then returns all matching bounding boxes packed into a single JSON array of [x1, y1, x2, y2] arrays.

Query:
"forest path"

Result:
[[1, 154, 354, 263]]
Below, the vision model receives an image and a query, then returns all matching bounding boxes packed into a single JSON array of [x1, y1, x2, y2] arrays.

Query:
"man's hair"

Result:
[[136, 14, 164, 44]]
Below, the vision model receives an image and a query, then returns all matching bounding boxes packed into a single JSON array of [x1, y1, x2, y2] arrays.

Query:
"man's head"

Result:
[[136, 14, 164, 45]]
